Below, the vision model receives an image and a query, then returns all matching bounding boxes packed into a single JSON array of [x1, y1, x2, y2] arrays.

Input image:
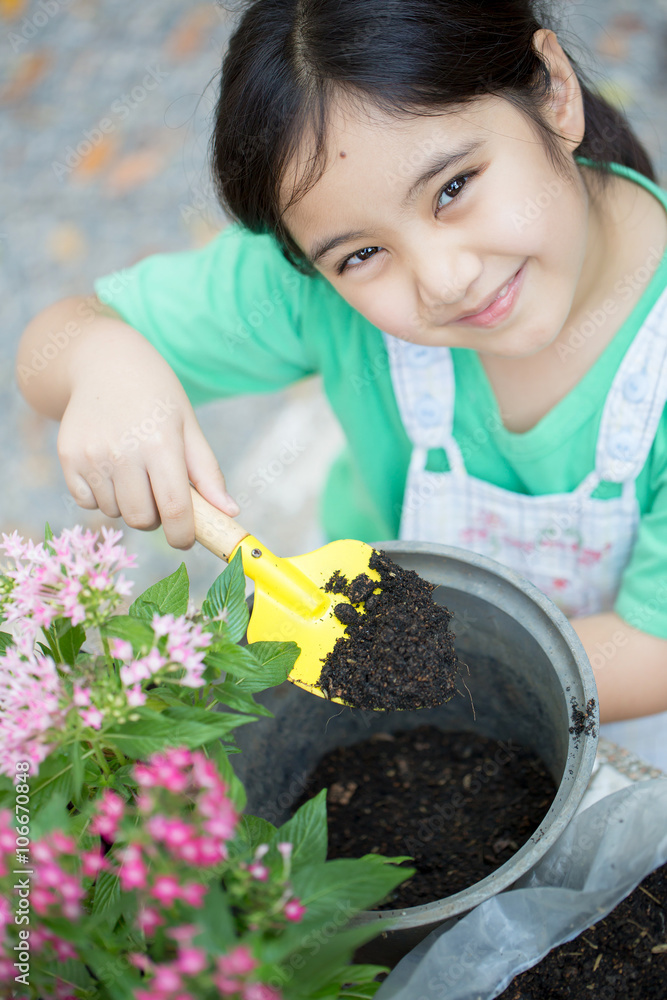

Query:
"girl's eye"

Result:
[[337, 246, 381, 274], [437, 173, 473, 210], [337, 170, 478, 274]]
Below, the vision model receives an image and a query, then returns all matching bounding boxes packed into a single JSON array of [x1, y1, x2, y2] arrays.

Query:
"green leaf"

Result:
[[204, 638, 298, 692], [192, 881, 237, 954], [201, 550, 249, 642], [208, 678, 273, 717], [0, 631, 14, 654], [243, 640, 299, 691], [104, 705, 253, 758], [91, 868, 121, 917], [291, 858, 413, 926], [53, 619, 86, 665], [101, 615, 155, 652], [162, 703, 255, 735], [29, 793, 70, 841], [272, 788, 328, 871], [129, 563, 190, 619], [83, 944, 141, 999], [204, 641, 267, 680], [359, 853, 414, 866], [268, 921, 391, 995], [285, 926, 392, 999], [236, 814, 277, 853], [28, 753, 75, 814]]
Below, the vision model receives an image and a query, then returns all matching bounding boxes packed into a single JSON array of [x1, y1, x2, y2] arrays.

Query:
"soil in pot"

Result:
[[497, 861, 667, 999], [294, 724, 557, 910], [317, 549, 458, 711]]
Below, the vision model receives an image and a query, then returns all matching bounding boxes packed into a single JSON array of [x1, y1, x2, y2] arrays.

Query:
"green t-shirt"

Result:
[[95, 160, 667, 638]]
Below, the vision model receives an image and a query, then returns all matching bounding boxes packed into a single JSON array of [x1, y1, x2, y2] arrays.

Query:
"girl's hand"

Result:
[[19, 298, 239, 549]]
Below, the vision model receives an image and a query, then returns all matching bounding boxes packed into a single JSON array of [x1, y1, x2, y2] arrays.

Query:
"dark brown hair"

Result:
[[211, 0, 656, 274]]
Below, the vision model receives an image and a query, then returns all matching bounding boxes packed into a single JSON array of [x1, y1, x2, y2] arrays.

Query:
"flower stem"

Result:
[[94, 744, 111, 776], [101, 634, 114, 672]]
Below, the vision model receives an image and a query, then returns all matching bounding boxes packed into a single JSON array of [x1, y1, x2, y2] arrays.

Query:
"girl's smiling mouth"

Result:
[[452, 261, 527, 328]]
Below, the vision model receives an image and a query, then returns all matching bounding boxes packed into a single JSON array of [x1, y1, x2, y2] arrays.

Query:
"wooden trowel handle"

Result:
[[190, 486, 249, 561]]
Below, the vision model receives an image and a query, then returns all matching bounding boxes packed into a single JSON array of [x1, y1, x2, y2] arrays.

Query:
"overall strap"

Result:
[[595, 285, 667, 484], [382, 334, 466, 473]]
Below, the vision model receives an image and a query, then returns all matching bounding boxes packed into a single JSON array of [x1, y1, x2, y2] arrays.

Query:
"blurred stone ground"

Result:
[[0, 0, 666, 604]]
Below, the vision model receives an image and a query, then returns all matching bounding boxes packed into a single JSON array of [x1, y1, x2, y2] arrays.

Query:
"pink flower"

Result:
[[72, 683, 91, 707], [137, 906, 164, 934], [80, 706, 104, 729], [152, 964, 182, 993], [179, 882, 206, 908], [50, 830, 76, 855], [218, 945, 257, 976], [81, 849, 108, 877], [0, 811, 16, 855], [164, 747, 193, 768], [151, 875, 181, 905], [119, 855, 147, 890], [125, 684, 146, 707], [212, 973, 242, 996], [109, 638, 133, 660], [0, 647, 63, 778], [90, 790, 125, 839], [175, 947, 207, 975], [243, 985, 283, 1000], [53, 938, 77, 962], [248, 863, 269, 881], [0, 525, 136, 640], [202, 799, 238, 841], [30, 887, 53, 914], [162, 818, 194, 850], [284, 898, 306, 922], [277, 842, 292, 863], [167, 924, 199, 943]]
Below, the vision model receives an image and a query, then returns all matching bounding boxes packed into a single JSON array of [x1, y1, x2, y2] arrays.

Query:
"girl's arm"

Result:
[[570, 612, 667, 723], [17, 295, 239, 549]]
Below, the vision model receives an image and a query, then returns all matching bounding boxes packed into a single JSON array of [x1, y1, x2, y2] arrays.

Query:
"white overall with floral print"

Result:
[[385, 284, 667, 618], [384, 286, 667, 770]]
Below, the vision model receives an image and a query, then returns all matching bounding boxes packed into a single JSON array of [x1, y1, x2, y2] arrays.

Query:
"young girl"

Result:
[[18, 0, 667, 766]]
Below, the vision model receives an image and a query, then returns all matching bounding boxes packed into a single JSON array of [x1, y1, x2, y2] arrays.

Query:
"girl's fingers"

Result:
[[146, 456, 196, 550], [113, 469, 161, 533], [67, 474, 99, 510], [62, 466, 120, 518], [84, 470, 121, 519], [184, 416, 240, 516]]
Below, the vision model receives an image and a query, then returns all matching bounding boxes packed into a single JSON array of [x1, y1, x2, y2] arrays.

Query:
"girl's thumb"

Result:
[[185, 421, 240, 517]]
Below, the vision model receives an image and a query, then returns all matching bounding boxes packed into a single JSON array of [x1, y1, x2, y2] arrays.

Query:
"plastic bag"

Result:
[[376, 778, 667, 1000]]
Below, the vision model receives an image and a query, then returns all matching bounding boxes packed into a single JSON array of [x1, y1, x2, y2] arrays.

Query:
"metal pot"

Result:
[[232, 542, 598, 965]]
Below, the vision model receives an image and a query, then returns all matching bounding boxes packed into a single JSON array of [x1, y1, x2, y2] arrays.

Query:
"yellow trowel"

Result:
[[191, 487, 379, 702]]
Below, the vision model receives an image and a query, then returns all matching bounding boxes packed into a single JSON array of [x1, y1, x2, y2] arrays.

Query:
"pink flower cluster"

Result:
[[0, 641, 64, 776], [213, 945, 280, 999], [0, 525, 135, 638], [132, 939, 281, 1000], [0, 816, 82, 997], [0, 749, 301, 1000], [110, 613, 212, 691], [135, 747, 238, 865]]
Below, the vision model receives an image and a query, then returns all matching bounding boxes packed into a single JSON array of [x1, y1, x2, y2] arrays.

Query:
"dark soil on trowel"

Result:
[[296, 725, 557, 910], [317, 549, 458, 711], [498, 862, 667, 999]]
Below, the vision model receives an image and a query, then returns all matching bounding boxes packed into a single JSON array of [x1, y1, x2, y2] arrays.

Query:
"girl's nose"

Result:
[[413, 243, 482, 314]]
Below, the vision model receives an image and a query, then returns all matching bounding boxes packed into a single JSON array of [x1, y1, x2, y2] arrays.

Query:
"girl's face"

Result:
[[283, 94, 599, 359]]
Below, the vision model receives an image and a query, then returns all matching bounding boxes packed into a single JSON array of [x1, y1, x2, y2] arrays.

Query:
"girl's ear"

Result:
[[532, 28, 586, 153]]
